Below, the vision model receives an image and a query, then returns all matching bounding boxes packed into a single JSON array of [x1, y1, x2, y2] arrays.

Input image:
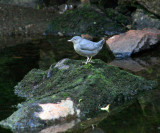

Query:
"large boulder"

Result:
[[46, 6, 126, 36], [118, 0, 160, 17], [106, 28, 160, 58], [132, 9, 160, 30], [136, 0, 160, 17], [0, 59, 157, 131]]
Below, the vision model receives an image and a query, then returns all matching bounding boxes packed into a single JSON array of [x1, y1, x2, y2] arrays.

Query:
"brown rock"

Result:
[[81, 34, 93, 40], [106, 28, 160, 58]]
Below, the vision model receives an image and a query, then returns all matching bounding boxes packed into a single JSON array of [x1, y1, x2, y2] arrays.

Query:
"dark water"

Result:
[[0, 41, 40, 133], [0, 36, 160, 133]]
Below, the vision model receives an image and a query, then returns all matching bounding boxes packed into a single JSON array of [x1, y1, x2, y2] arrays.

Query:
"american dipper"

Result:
[[68, 36, 105, 64]]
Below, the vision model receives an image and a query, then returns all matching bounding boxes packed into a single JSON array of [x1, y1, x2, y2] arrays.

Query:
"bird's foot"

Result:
[[82, 57, 94, 64], [82, 60, 94, 64], [88, 60, 95, 63], [82, 61, 90, 64]]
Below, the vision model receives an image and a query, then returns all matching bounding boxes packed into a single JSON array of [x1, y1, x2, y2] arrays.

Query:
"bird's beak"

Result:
[[68, 40, 72, 42]]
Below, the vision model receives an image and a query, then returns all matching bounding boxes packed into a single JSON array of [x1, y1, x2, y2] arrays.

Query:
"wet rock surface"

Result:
[[118, 0, 160, 17], [132, 9, 160, 30], [106, 28, 160, 58], [0, 59, 157, 131], [136, 0, 160, 17]]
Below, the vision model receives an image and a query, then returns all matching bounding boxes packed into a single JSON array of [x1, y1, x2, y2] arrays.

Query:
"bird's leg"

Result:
[[88, 56, 95, 63], [86, 57, 90, 64], [82, 57, 89, 64], [88, 57, 92, 62]]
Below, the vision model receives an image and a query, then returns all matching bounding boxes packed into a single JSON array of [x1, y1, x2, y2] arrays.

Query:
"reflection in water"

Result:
[[96, 89, 160, 133], [0, 36, 160, 133], [84, 127, 105, 133], [138, 89, 160, 116], [39, 120, 80, 133], [0, 42, 40, 133], [0, 36, 42, 49], [68, 89, 160, 133], [109, 45, 160, 73], [109, 57, 160, 72], [39, 40, 56, 69]]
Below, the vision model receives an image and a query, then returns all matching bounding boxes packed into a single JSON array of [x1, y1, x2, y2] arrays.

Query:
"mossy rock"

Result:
[[46, 6, 126, 36], [105, 8, 131, 26], [0, 59, 157, 130]]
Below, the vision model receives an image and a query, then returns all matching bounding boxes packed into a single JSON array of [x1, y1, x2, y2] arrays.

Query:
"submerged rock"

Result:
[[106, 28, 160, 58], [0, 59, 157, 130]]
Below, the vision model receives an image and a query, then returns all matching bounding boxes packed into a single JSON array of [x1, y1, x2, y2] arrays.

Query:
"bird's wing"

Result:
[[79, 40, 97, 51]]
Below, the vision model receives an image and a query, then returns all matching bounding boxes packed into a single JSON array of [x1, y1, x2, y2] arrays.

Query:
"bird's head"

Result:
[[68, 36, 82, 44]]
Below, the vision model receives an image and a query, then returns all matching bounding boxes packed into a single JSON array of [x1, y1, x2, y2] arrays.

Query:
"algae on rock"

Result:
[[0, 59, 157, 130], [47, 6, 126, 36]]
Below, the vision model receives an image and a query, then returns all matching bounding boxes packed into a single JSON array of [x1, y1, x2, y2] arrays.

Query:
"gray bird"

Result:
[[68, 36, 105, 64]]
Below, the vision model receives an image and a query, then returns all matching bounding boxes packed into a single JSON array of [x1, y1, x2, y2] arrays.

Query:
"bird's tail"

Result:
[[97, 38, 105, 47]]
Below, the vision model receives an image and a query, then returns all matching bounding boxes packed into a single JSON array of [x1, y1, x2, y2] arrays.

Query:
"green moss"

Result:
[[105, 8, 131, 26], [83, 63, 93, 69], [52, 95, 56, 99], [1, 59, 157, 130], [47, 6, 126, 36], [17, 59, 156, 109], [14, 69, 47, 98]]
